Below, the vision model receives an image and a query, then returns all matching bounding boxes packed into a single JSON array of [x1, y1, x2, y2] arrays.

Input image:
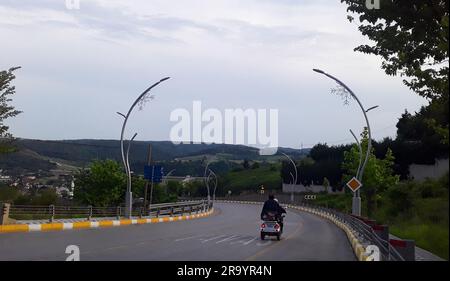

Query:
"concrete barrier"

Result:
[[390, 238, 415, 261], [0, 208, 214, 234]]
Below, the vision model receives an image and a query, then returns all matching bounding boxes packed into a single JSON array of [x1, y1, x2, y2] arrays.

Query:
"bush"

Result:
[[386, 184, 414, 216], [0, 185, 20, 203]]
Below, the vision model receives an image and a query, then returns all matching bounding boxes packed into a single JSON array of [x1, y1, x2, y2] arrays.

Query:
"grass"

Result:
[[224, 165, 281, 193], [305, 190, 449, 260], [390, 222, 448, 260], [313, 193, 352, 212]]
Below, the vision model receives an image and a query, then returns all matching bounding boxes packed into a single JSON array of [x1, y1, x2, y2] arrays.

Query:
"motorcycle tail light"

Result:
[[261, 223, 266, 228], [274, 224, 280, 230]]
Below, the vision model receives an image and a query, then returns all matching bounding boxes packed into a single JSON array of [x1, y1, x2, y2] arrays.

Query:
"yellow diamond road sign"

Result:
[[346, 177, 362, 192]]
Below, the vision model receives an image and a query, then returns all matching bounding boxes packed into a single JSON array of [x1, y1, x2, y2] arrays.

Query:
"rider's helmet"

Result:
[[274, 198, 278, 203]]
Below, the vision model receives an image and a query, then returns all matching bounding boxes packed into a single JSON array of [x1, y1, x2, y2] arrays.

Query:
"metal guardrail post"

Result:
[[156, 207, 160, 217], [170, 207, 174, 217], [116, 206, 121, 219], [139, 207, 143, 218], [88, 206, 93, 221], [0, 203, 10, 225], [49, 205, 55, 222]]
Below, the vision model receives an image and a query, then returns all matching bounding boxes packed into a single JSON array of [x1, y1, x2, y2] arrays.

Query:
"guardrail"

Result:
[[1, 200, 211, 223], [215, 198, 411, 261], [304, 203, 406, 261]]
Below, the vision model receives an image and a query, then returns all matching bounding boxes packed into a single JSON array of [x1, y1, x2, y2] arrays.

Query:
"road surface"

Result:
[[0, 203, 356, 261]]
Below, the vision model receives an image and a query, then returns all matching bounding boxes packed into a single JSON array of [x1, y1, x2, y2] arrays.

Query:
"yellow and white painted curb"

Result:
[[217, 200, 369, 261], [0, 209, 214, 234]]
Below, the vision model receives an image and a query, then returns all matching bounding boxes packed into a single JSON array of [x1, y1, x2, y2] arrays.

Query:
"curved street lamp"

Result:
[[349, 129, 363, 179], [164, 169, 176, 185], [313, 68, 372, 216], [207, 169, 218, 203], [289, 172, 295, 185], [118, 77, 170, 218], [281, 152, 298, 203], [203, 161, 212, 204]]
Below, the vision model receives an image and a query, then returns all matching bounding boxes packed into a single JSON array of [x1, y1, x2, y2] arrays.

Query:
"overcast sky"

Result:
[[1, 0, 426, 149]]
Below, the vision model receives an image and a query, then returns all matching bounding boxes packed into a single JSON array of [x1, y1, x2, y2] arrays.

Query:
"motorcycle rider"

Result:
[[260, 194, 286, 232]]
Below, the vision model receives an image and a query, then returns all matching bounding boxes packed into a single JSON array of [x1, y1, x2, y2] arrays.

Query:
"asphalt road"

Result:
[[0, 203, 356, 261]]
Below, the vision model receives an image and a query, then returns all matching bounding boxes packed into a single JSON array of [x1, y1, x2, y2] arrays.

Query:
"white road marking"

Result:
[[200, 235, 227, 243], [243, 237, 258, 245], [175, 234, 204, 242], [215, 235, 241, 244]]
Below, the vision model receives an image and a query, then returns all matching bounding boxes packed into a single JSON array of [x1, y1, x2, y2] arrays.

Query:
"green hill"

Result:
[[0, 138, 309, 176]]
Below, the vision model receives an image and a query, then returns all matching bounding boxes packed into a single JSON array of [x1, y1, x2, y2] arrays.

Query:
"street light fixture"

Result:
[[366, 105, 379, 113], [313, 68, 373, 216], [118, 77, 170, 218]]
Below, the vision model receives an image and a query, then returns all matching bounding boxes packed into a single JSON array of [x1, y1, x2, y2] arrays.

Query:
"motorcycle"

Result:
[[260, 213, 285, 241]]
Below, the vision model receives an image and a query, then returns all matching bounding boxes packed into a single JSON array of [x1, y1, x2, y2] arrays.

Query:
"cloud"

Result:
[[0, 0, 426, 148]]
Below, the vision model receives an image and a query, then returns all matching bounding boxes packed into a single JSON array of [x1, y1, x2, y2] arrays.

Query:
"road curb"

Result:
[[0, 208, 214, 234], [216, 200, 368, 261]]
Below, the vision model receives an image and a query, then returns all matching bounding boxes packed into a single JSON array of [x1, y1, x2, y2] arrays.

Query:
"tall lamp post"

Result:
[[203, 162, 211, 204], [313, 68, 374, 216], [164, 169, 176, 185], [349, 129, 363, 179], [207, 169, 218, 203], [281, 152, 298, 203], [118, 77, 170, 218]]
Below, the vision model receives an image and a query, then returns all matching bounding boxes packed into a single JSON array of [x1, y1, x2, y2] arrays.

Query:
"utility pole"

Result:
[[143, 144, 152, 214]]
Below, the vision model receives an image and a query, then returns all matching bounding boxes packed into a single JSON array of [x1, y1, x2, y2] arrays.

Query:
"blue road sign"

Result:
[[144, 165, 164, 183]]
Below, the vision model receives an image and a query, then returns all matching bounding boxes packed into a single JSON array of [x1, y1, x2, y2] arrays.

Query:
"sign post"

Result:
[[346, 177, 362, 215], [144, 164, 164, 214], [346, 177, 362, 193]]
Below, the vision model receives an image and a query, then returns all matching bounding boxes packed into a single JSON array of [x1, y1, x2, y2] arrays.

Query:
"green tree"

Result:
[[0, 67, 22, 153], [342, 0, 448, 100], [342, 0, 449, 143], [251, 161, 260, 169], [323, 177, 330, 191], [167, 180, 182, 196], [342, 128, 399, 217], [74, 160, 126, 206]]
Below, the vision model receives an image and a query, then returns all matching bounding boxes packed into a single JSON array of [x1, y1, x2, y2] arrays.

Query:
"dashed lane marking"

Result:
[[174, 234, 205, 242], [215, 235, 241, 244], [200, 235, 227, 243]]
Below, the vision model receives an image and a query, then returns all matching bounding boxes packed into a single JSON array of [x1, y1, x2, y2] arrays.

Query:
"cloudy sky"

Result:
[[1, 0, 426, 148]]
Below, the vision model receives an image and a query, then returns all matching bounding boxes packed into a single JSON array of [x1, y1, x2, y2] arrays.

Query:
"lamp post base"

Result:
[[352, 196, 361, 216], [125, 191, 133, 218]]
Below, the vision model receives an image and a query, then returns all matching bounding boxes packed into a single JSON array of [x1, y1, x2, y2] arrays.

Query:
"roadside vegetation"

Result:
[[311, 174, 449, 260]]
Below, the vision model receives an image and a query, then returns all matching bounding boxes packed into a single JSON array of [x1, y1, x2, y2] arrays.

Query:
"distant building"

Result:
[[409, 158, 449, 181]]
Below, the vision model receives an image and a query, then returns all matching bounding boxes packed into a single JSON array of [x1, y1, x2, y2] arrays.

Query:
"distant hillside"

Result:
[[0, 139, 310, 176]]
